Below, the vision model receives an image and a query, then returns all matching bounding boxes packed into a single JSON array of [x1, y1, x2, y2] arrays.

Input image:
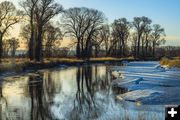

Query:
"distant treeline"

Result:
[[8, 46, 180, 59], [0, 0, 171, 62], [156, 46, 180, 58]]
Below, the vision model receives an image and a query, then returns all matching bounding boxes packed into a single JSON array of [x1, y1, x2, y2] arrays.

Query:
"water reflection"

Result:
[[71, 65, 113, 119], [0, 64, 164, 120], [29, 74, 55, 120]]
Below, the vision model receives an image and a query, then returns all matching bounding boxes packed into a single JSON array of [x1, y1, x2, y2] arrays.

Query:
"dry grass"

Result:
[[0, 58, 30, 64], [0, 57, 135, 65], [43, 58, 83, 63], [90, 57, 120, 61], [0, 58, 82, 73], [0, 57, 135, 73], [160, 57, 180, 68], [90, 56, 134, 61]]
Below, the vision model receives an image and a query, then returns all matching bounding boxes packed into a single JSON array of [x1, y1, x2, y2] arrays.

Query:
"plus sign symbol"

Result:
[[166, 105, 180, 120]]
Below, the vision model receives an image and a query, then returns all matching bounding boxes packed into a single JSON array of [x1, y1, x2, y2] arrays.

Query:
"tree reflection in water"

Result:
[[0, 79, 8, 120], [70, 65, 113, 120], [28, 72, 57, 120], [0, 65, 129, 120]]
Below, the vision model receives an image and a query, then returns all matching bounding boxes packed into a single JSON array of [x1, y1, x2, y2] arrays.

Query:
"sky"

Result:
[[3, 0, 180, 47]]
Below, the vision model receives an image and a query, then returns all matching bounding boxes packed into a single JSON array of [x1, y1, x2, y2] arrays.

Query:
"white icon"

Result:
[[168, 108, 177, 117]]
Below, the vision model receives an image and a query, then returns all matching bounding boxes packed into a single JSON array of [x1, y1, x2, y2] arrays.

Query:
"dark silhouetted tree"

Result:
[[151, 24, 166, 57], [132, 16, 152, 58], [0, 1, 21, 62], [21, 0, 63, 62], [8, 37, 19, 57], [111, 18, 130, 57], [20, 0, 38, 60], [43, 23, 62, 57], [63, 7, 106, 59]]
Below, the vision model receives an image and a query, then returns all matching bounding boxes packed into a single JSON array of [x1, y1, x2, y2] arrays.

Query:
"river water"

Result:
[[0, 61, 179, 120]]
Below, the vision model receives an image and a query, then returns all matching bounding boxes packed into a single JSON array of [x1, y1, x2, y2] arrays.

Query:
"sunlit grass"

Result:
[[90, 56, 134, 61], [0, 57, 135, 73], [0, 58, 30, 64], [0, 57, 135, 65], [44, 58, 83, 63], [160, 57, 180, 68]]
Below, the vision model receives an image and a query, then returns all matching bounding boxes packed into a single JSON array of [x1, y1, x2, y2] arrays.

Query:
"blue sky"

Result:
[[8, 0, 180, 46]]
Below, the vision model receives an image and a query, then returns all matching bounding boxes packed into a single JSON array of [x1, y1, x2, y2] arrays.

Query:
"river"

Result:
[[0, 61, 180, 120]]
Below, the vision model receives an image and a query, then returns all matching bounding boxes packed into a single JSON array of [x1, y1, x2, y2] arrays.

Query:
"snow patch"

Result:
[[116, 90, 162, 102]]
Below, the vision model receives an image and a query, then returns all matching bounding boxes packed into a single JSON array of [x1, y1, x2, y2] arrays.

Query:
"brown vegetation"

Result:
[[160, 57, 180, 68]]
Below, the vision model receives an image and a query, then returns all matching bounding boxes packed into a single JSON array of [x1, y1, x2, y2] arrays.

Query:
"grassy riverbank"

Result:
[[0, 57, 134, 73], [160, 57, 180, 68]]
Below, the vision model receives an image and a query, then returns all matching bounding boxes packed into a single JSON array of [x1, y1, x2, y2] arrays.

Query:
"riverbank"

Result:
[[0, 57, 135, 74], [160, 57, 180, 68]]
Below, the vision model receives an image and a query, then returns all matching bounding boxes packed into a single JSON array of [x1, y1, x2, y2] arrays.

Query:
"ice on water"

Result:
[[111, 61, 180, 104]]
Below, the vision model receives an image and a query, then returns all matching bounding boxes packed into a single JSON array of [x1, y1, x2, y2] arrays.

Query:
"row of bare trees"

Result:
[[20, 0, 63, 61], [63, 9, 166, 59], [0, 0, 63, 61], [0, 0, 166, 62], [2, 37, 19, 57], [131, 17, 166, 58]]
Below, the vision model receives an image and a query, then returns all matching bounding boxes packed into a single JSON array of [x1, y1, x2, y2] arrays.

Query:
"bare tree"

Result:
[[8, 37, 19, 57], [20, 24, 31, 44], [2, 39, 11, 57], [151, 24, 166, 57], [21, 0, 63, 61], [111, 18, 130, 57], [2, 37, 19, 57], [43, 23, 62, 57], [34, 0, 63, 61], [94, 24, 110, 57], [20, 0, 38, 60], [19, 24, 31, 56], [142, 26, 152, 58], [99, 25, 110, 56], [130, 32, 137, 57], [63, 7, 106, 59], [0, 1, 21, 61], [132, 16, 152, 58]]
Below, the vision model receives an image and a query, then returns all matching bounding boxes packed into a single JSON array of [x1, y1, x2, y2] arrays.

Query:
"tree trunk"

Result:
[[142, 39, 144, 58], [0, 33, 3, 62], [29, 36, 34, 60], [105, 44, 108, 57], [29, 10, 35, 60], [122, 38, 125, 57], [145, 41, 148, 58], [148, 43, 152, 57], [76, 40, 81, 58], [84, 38, 91, 59], [81, 38, 84, 58], [12, 46, 16, 58], [137, 34, 141, 58], [119, 39, 122, 57], [35, 26, 43, 62], [152, 41, 156, 57], [134, 40, 137, 58]]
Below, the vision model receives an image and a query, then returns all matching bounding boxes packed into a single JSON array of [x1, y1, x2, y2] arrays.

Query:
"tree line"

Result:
[[0, 0, 167, 62]]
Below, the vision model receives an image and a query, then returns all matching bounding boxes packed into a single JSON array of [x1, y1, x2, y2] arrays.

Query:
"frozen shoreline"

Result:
[[110, 61, 180, 105]]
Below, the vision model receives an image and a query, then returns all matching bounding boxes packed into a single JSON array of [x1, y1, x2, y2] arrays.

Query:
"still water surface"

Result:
[[0, 64, 164, 120]]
